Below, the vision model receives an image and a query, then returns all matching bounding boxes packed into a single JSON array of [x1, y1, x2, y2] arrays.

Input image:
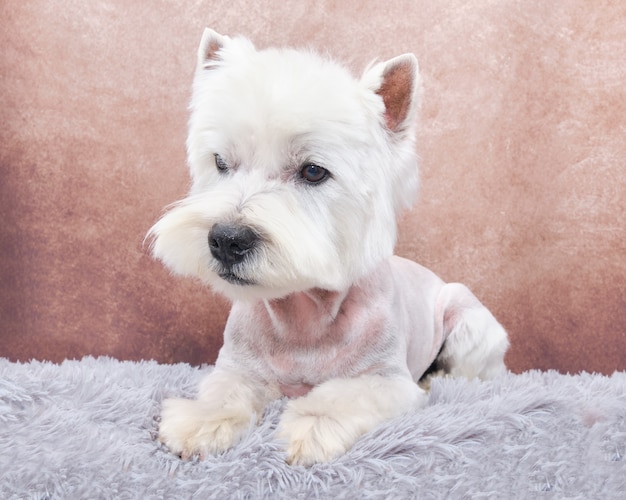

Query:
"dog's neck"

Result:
[[259, 261, 392, 340], [263, 288, 350, 332]]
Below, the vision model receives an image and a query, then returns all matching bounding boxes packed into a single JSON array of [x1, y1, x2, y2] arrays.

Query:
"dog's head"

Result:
[[148, 29, 420, 301]]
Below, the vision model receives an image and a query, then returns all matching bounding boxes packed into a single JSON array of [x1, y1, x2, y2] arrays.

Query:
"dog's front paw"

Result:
[[276, 376, 428, 466], [158, 397, 251, 459], [277, 398, 357, 466]]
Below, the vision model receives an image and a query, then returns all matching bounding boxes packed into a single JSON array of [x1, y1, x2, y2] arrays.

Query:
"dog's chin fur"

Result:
[[148, 29, 420, 301]]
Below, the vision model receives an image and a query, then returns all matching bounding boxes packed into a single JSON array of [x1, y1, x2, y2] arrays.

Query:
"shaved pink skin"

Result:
[[215, 256, 451, 397]]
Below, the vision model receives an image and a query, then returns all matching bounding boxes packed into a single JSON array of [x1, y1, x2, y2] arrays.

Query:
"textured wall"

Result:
[[1, 1, 625, 373]]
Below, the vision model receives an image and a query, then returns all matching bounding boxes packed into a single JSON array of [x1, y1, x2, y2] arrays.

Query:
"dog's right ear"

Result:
[[197, 28, 230, 71]]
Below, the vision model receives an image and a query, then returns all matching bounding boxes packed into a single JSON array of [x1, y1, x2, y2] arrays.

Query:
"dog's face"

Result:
[[149, 29, 420, 301]]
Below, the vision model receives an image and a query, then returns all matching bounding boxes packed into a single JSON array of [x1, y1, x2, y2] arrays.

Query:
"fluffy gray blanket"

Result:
[[1, 357, 624, 499]]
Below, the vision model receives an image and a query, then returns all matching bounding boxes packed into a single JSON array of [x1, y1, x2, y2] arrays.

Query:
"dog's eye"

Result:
[[300, 163, 329, 184], [214, 153, 229, 173]]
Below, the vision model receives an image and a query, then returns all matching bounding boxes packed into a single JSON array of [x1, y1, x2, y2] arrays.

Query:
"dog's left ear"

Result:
[[364, 54, 419, 134]]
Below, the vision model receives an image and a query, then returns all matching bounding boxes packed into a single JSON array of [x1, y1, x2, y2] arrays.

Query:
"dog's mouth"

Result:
[[217, 270, 255, 286]]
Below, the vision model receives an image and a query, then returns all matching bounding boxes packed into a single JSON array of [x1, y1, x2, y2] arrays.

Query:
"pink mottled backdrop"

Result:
[[1, 1, 625, 373]]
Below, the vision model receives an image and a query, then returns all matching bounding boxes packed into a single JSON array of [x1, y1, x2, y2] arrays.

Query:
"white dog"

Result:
[[148, 28, 509, 466]]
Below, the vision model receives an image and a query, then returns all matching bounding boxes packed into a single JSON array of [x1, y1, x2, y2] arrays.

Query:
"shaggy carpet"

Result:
[[1, 357, 624, 499]]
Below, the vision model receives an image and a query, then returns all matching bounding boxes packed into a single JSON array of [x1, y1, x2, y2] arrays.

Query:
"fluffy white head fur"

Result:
[[148, 29, 421, 300]]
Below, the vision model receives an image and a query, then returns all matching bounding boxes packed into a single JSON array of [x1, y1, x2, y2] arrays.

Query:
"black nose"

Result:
[[208, 223, 259, 267]]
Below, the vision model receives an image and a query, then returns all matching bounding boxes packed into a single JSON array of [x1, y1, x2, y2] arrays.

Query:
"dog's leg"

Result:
[[277, 375, 427, 466], [435, 283, 509, 380], [158, 369, 276, 459]]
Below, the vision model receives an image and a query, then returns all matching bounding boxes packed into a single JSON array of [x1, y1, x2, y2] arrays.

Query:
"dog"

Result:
[[148, 28, 509, 467]]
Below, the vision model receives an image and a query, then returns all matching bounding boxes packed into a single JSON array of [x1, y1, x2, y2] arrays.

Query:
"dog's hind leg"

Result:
[[433, 283, 509, 380]]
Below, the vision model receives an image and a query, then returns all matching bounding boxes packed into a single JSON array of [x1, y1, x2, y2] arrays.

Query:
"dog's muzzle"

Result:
[[208, 223, 259, 284]]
